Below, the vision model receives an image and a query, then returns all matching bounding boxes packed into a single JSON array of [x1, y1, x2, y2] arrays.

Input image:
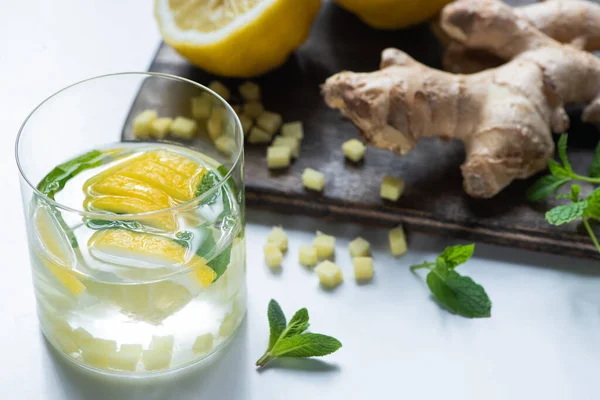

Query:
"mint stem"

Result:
[[410, 262, 435, 272], [571, 173, 600, 185], [256, 352, 273, 367], [583, 218, 600, 253]]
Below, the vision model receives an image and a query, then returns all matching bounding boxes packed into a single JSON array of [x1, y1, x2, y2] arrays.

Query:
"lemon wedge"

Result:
[[154, 0, 322, 77]]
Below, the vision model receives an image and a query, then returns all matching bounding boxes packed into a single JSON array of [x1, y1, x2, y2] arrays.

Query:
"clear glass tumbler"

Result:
[[16, 73, 246, 375]]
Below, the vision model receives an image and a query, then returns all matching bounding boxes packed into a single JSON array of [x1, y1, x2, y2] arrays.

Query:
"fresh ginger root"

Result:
[[439, 0, 600, 73], [323, 0, 600, 198]]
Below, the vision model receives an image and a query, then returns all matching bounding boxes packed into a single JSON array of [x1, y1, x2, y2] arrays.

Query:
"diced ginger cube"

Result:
[[342, 139, 366, 162], [264, 243, 283, 269], [380, 175, 405, 201], [208, 107, 227, 141], [54, 331, 79, 354], [208, 80, 231, 101], [149, 335, 174, 352], [313, 231, 335, 259], [219, 312, 238, 337], [72, 327, 93, 347], [315, 260, 343, 288], [170, 116, 198, 139], [109, 344, 143, 371], [267, 146, 291, 169], [302, 168, 325, 192], [133, 109, 158, 138], [349, 237, 371, 257], [80, 338, 117, 369], [243, 101, 264, 119], [272, 136, 300, 158], [239, 81, 261, 101], [281, 121, 303, 140], [215, 136, 234, 155], [248, 127, 271, 144], [239, 114, 253, 135], [257, 111, 283, 135], [192, 333, 214, 354], [267, 226, 288, 252], [299, 245, 318, 267], [353, 257, 374, 281], [150, 117, 173, 139], [142, 348, 172, 371], [191, 95, 213, 119], [389, 225, 407, 256]]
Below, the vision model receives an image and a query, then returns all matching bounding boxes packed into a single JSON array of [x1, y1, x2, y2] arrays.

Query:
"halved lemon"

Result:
[[154, 0, 322, 77]]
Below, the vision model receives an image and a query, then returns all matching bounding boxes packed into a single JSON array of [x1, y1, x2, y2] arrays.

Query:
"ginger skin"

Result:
[[323, 0, 600, 198]]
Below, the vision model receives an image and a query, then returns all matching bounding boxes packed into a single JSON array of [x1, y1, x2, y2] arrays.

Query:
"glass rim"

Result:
[[15, 71, 244, 220]]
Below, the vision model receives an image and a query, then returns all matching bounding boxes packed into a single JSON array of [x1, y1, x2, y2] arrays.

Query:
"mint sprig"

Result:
[[528, 134, 600, 253], [410, 244, 491, 318], [256, 299, 342, 368]]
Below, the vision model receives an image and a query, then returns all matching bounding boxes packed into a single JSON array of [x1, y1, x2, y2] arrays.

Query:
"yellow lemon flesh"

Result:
[[84, 150, 206, 231], [154, 0, 322, 77], [88, 229, 217, 287], [335, 0, 451, 30]]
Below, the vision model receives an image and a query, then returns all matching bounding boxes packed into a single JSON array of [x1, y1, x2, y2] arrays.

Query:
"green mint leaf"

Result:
[[545, 201, 588, 226], [570, 185, 581, 202], [547, 159, 570, 178], [585, 189, 600, 219], [271, 333, 342, 359], [196, 229, 231, 280], [557, 134, 572, 173], [196, 170, 220, 204], [426, 266, 491, 318], [267, 300, 287, 351], [437, 244, 475, 269], [527, 175, 570, 202], [37, 150, 104, 199], [284, 308, 310, 338], [590, 143, 600, 178]]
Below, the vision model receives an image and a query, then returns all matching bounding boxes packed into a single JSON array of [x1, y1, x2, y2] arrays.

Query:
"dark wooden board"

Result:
[[141, 0, 600, 260]]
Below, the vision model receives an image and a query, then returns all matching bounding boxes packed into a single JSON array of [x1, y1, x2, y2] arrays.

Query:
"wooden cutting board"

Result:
[[139, 0, 600, 260]]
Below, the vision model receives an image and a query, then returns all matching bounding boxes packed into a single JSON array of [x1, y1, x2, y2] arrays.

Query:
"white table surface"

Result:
[[2, 1, 600, 399]]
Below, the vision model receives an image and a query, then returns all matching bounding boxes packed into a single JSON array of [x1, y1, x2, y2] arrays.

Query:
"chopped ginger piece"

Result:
[[267, 146, 291, 169], [239, 114, 253, 135], [315, 260, 343, 288], [248, 127, 271, 144], [342, 139, 366, 162], [215, 135, 234, 155], [380, 176, 405, 201], [133, 109, 158, 138], [208, 107, 227, 141], [264, 243, 283, 269], [191, 94, 213, 119], [80, 338, 117, 369], [299, 245, 317, 267], [353, 257, 374, 280], [54, 332, 79, 354], [149, 335, 174, 352], [170, 116, 198, 139], [302, 168, 325, 191], [272, 136, 300, 158], [209, 80, 231, 101], [109, 344, 143, 371], [389, 225, 407, 256], [349, 237, 370, 257], [281, 121, 303, 140], [72, 327, 93, 347], [219, 312, 238, 337], [243, 101, 264, 119], [192, 333, 214, 354], [257, 111, 283, 135], [150, 117, 173, 139], [313, 231, 335, 259], [239, 81, 261, 101], [267, 226, 288, 252], [142, 348, 172, 371]]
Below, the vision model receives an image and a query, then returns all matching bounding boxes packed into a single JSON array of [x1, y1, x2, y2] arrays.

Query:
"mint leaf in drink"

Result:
[[256, 299, 342, 368], [437, 243, 474, 269], [196, 170, 220, 204], [196, 229, 230, 281], [37, 150, 104, 199], [589, 143, 600, 178], [545, 201, 588, 226], [526, 175, 570, 201], [410, 244, 491, 318]]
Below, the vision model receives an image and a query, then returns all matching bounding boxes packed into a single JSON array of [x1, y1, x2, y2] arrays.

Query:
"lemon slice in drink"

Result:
[[154, 0, 322, 77]]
